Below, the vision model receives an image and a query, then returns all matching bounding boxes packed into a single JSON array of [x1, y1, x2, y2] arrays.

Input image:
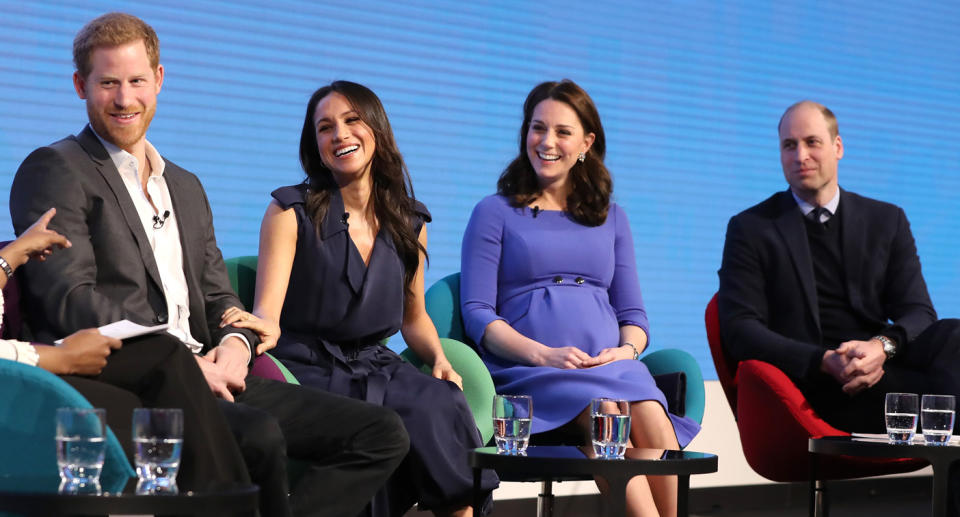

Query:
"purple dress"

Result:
[[269, 185, 497, 516], [460, 194, 700, 447]]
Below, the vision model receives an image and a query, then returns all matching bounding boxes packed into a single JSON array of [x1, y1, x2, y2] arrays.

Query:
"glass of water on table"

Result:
[[921, 394, 955, 445], [885, 393, 918, 444], [591, 398, 631, 459], [493, 395, 532, 455], [56, 407, 107, 495], [133, 408, 184, 494]]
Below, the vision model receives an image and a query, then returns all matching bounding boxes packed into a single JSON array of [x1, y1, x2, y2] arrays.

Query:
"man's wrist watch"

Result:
[[873, 335, 898, 359]]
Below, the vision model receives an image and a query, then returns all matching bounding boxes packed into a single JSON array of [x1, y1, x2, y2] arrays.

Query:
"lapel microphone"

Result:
[[532, 206, 541, 218], [340, 212, 350, 225], [152, 210, 171, 229]]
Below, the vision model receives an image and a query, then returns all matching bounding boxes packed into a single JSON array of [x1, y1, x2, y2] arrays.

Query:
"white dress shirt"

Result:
[[92, 131, 249, 357]]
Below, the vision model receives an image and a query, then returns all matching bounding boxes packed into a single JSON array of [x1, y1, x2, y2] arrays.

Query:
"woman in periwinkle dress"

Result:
[[460, 80, 700, 517], [235, 81, 497, 517]]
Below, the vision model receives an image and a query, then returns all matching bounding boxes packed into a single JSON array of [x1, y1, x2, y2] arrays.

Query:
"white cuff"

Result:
[[219, 333, 253, 363], [0, 340, 39, 367]]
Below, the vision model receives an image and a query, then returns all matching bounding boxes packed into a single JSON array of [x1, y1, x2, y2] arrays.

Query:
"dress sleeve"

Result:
[[412, 200, 432, 234], [608, 204, 650, 339], [271, 184, 308, 210], [460, 196, 507, 347], [0, 291, 38, 366]]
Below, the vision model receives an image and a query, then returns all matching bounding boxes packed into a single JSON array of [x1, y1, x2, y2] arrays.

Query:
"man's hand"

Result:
[[431, 359, 463, 390], [36, 328, 121, 375], [534, 346, 598, 369], [837, 339, 887, 395], [820, 348, 854, 385], [194, 355, 238, 402], [205, 337, 249, 392], [220, 307, 280, 355]]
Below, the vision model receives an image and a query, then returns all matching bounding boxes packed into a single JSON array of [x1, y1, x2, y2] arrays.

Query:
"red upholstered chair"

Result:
[[705, 293, 926, 516]]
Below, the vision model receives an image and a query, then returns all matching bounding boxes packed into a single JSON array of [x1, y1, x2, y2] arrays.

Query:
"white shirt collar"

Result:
[[792, 187, 840, 218], [90, 129, 166, 181]]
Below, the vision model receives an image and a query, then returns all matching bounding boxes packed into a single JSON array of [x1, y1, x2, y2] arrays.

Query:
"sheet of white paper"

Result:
[[55, 320, 169, 344]]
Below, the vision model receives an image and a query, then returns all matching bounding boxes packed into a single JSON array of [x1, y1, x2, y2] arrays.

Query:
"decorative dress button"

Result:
[[552, 276, 563, 284], [575, 277, 585, 284]]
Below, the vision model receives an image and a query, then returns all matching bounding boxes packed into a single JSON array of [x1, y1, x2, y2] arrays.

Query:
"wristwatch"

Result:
[[873, 335, 898, 359]]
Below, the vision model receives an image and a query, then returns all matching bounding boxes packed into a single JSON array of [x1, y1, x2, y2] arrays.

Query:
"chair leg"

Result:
[[809, 453, 829, 517], [537, 479, 554, 517], [810, 479, 829, 517]]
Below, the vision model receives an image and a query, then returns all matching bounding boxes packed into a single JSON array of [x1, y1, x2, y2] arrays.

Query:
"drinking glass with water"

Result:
[[56, 407, 106, 495], [591, 398, 631, 459], [492, 395, 532, 455], [885, 392, 918, 444], [133, 408, 184, 495], [921, 394, 955, 446]]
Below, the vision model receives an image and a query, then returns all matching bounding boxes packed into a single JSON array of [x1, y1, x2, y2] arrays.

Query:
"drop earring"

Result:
[[577, 152, 585, 163]]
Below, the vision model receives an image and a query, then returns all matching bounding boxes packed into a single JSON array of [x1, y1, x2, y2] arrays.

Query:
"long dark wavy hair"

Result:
[[298, 81, 425, 294], [497, 80, 612, 226]]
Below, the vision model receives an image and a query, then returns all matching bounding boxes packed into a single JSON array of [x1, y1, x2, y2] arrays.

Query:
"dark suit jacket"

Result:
[[9, 125, 257, 351], [717, 188, 936, 382]]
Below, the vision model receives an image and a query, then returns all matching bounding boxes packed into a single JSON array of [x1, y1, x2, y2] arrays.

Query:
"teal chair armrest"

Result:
[[641, 348, 705, 424], [400, 338, 495, 445], [0, 359, 134, 493], [224, 256, 258, 310], [424, 273, 466, 343]]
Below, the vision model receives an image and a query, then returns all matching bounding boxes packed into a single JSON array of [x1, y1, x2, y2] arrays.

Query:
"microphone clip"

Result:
[[531, 206, 541, 218], [152, 210, 171, 229]]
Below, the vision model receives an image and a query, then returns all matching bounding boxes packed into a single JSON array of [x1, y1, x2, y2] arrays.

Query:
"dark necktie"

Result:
[[810, 206, 829, 227]]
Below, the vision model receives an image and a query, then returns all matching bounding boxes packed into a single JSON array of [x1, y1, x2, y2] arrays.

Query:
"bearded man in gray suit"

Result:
[[10, 12, 407, 517]]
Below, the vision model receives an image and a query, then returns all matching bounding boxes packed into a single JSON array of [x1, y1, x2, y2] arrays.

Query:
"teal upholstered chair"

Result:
[[0, 362, 134, 494], [423, 272, 706, 425], [222, 256, 497, 444], [0, 268, 134, 495]]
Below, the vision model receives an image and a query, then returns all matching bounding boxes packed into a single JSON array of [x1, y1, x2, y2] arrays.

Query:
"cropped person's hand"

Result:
[[220, 307, 280, 355], [37, 328, 121, 376], [536, 346, 597, 369], [2, 208, 71, 268], [431, 359, 463, 390]]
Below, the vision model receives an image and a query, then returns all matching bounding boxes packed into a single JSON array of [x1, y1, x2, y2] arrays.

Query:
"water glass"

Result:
[[492, 395, 532, 455], [133, 408, 184, 495], [885, 392, 919, 444], [591, 398, 631, 459], [921, 394, 955, 446], [56, 407, 106, 495]]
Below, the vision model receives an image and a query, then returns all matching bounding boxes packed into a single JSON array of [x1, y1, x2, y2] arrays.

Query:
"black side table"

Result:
[[470, 445, 717, 517], [0, 484, 258, 516], [810, 436, 960, 517]]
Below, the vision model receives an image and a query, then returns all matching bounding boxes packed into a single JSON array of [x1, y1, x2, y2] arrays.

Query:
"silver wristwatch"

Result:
[[873, 335, 898, 359]]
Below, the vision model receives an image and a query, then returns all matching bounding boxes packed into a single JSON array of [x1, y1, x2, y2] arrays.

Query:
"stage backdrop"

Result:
[[2, 1, 958, 378]]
